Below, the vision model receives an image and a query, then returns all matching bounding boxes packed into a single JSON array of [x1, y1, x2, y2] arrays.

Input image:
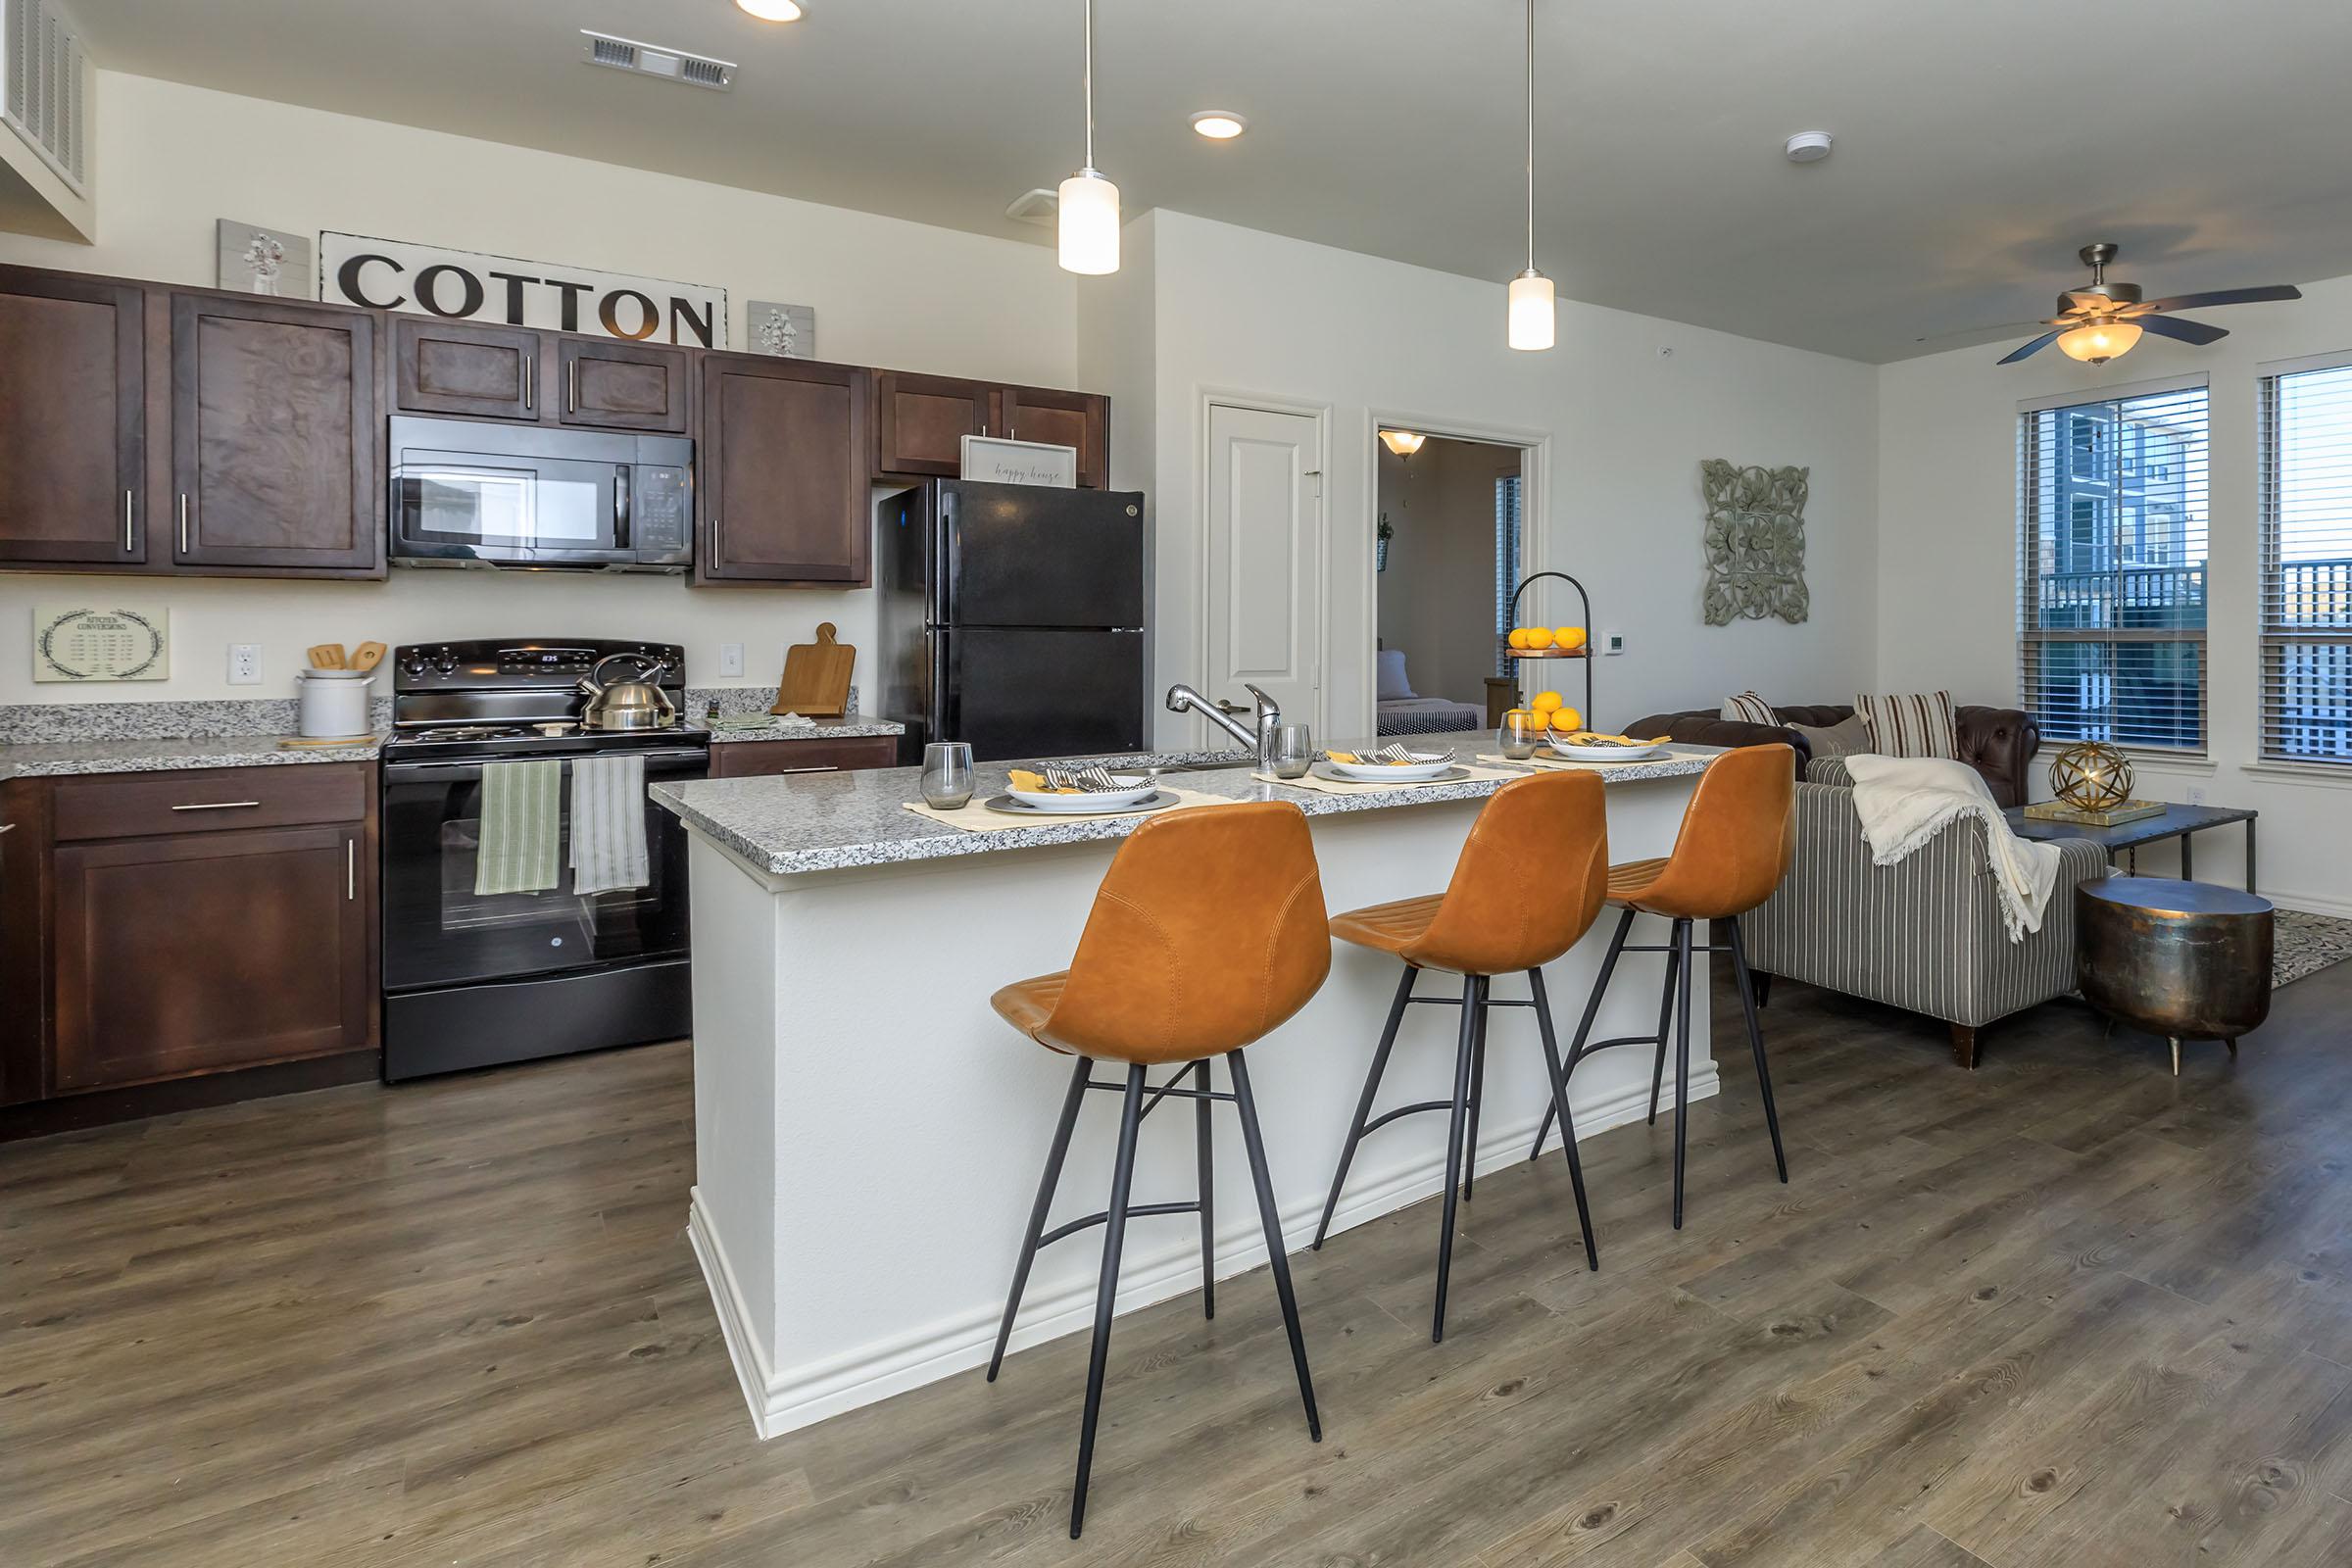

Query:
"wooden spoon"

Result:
[[351, 642, 386, 673], [307, 644, 347, 670]]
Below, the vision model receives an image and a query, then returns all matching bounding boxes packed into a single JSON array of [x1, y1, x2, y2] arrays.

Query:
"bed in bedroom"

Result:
[[1373, 649, 1486, 736]]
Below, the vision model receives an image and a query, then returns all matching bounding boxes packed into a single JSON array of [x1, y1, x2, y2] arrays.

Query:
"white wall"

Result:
[[1375, 437, 1517, 709], [0, 73, 1077, 704], [1877, 270, 2352, 915], [1127, 211, 1880, 748]]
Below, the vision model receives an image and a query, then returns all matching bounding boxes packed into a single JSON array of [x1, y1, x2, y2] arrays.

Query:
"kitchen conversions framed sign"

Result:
[[318, 232, 729, 348], [34, 602, 171, 682]]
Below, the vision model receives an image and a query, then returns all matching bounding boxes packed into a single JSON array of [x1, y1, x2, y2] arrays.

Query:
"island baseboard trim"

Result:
[[690, 1060, 1721, 1441]]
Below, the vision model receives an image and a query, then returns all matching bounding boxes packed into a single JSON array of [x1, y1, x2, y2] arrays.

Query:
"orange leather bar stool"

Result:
[[1310, 769, 1609, 1342], [1529, 745, 1796, 1229], [986, 801, 1330, 1539]]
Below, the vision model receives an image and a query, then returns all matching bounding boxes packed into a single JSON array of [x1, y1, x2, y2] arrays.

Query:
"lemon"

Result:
[[1530, 691, 1564, 713], [1506, 628, 1532, 651], [1554, 626, 1589, 652], [1523, 627, 1556, 651], [1550, 707, 1584, 732]]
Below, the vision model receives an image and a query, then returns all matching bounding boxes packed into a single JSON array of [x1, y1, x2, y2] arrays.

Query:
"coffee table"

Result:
[[2004, 801, 2258, 891]]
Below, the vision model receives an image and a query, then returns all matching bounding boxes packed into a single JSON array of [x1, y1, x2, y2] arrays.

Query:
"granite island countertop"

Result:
[[653, 730, 1721, 877]]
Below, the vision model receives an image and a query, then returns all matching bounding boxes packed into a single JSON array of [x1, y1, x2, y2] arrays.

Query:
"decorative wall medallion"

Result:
[[34, 602, 171, 682], [747, 300, 816, 359], [1699, 459, 1810, 625], [216, 220, 315, 299]]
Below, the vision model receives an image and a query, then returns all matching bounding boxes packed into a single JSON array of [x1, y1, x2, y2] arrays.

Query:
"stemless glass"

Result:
[[1268, 723, 1315, 779], [921, 741, 976, 809], [1498, 710, 1544, 760]]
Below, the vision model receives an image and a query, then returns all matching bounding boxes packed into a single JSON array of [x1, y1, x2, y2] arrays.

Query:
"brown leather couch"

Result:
[[1628, 703, 2041, 808]]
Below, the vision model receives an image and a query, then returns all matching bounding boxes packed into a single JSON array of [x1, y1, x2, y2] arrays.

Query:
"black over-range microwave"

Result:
[[388, 416, 694, 572]]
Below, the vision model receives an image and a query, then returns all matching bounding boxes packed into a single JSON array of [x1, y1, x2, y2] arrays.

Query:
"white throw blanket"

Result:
[[1843, 754, 2062, 942]]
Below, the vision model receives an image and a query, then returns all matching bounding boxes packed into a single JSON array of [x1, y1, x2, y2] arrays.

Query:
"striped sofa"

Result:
[[1741, 758, 2109, 1069]]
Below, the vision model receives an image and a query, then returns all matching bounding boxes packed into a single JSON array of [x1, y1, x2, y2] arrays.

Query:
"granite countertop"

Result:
[[0, 732, 385, 780], [653, 730, 1721, 877], [694, 713, 905, 743]]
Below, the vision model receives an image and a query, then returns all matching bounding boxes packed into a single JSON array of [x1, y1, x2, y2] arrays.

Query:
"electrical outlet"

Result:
[[2185, 785, 2208, 806], [1602, 630, 1626, 656], [718, 642, 745, 677], [227, 644, 263, 685]]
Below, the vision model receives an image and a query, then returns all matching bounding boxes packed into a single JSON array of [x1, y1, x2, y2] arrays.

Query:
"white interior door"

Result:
[[1203, 403, 1324, 743]]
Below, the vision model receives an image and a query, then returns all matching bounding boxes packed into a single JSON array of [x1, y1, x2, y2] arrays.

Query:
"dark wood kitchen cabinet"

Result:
[[872, 370, 1109, 489], [709, 734, 899, 778], [997, 384, 1109, 488], [171, 292, 382, 573], [558, 337, 689, 432], [392, 316, 542, 420], [699, 353, 871, 586], [0, 268, 146, 566]]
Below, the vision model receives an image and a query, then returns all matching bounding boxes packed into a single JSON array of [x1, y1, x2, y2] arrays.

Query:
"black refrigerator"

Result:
[[877, 479, 1148, 762]]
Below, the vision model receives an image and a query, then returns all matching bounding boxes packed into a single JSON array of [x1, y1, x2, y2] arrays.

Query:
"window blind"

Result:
[[1493, 473, 1523, 676], [2259, 357, 2352, 763], [2017, 382, 2210, 752]]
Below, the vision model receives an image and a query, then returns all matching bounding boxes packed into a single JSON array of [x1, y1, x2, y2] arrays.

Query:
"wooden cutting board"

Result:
[[772, 622, 855, 716]]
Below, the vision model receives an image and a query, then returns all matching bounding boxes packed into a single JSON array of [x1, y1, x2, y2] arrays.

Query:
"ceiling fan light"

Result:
[[735, 0, 804, 19], [1057, 170, 1120, 275], [2057, 319, 2142, 365], [1379, 429, 1427, 459], [1508, 269, 1555, 352]]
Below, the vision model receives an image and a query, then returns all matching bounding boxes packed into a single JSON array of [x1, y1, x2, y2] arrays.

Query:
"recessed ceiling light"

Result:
[[737, 0, 804, 21], [1785, 130, 1834, 164], [1190, 111, 1248, 140]]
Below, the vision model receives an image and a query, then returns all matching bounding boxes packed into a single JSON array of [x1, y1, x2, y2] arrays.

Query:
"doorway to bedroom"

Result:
[[1373, 430, 1528, 740]]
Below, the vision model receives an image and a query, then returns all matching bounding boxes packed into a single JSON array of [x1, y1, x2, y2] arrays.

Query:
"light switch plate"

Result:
[[718, 642, 745, 677], [1602, 630, 1626, 656], [227, 644, 263, 684]]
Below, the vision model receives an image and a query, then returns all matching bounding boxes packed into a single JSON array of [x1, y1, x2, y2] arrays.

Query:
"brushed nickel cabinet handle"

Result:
[[171, 800, 261, 811], [767, 765, 839, 775], [347, 837, 357, 901], [566, 360, 578, 414], [524, 356, 535, 412], [122, 490, 133, 552], [0, 822, 16, 834]]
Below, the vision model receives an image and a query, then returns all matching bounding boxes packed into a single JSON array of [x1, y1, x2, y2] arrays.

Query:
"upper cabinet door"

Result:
[[875, 371, 992, 477], [170, 293, 381, 574], [393, 317, 541, 421], [997, 385, 1110, 489], [699, 354, 871, 586], [0, 270, 145, 565], [559, 338, 688, 432]]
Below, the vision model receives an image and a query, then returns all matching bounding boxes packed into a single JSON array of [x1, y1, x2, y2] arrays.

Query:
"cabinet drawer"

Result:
[[709, 736, 899, 778], [53, 762, 370, 842]]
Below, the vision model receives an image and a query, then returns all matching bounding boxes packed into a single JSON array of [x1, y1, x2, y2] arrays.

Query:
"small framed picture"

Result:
[[746, 300, 815, 359], [34, 602, 171, 682], [960, 435, 1078, 488], [216, 220, 315, 299]]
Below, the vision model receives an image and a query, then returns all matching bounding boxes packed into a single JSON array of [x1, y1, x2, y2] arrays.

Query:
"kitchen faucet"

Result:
[[1166, 682, 1284, 766]]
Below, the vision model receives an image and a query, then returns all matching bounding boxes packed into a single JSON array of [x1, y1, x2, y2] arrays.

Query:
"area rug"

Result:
[[2276, 908, 2352, 988]]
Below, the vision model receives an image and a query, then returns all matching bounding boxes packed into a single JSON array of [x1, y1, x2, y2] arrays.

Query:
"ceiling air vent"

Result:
[[580, 29, 735, 92], [2, 0, 90, 194], [1004, 188, 1060, 229]]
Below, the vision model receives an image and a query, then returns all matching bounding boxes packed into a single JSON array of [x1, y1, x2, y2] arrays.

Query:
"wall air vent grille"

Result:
[[580, 29, 735, 92], [2, 0, 90, 194]]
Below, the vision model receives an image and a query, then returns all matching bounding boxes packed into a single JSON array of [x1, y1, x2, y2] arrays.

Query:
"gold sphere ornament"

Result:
[[2050, 741, 2132, 810]]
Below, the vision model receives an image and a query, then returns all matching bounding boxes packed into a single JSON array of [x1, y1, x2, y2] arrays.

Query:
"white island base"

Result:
[[669, 760, 1717, 1439]]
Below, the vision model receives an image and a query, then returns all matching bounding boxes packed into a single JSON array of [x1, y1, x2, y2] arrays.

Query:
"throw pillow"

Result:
[[1788, 712, 1872, 760], [1854, 690, 1958, 760], [1718, 691, 1778, 726], [1375, 649, 1416, 702]]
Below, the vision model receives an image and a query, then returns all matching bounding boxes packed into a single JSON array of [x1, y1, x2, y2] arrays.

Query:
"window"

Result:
[[1493, 473, 1523, 675], [2017, 381, 2209, 752], [2259, 357, 2352, 763]]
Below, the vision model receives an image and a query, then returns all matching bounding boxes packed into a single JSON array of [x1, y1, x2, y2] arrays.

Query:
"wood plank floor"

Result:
[[8, 960, 2352, 1567]]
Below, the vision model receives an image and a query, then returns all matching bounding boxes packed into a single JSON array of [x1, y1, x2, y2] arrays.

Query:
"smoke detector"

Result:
[[1784, 130, 1834, 164], [1004, 188, 1060, 228], [581, 30, 736, 91]]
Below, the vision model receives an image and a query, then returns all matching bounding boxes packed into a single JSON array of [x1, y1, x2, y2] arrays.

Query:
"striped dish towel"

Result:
[[568, 755, 650, 897], [474, 760, 563, 896]]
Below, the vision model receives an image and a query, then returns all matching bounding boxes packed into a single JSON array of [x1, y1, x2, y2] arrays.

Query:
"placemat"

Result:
[[1476, 750, 1675, 770], [1254, 762, 1523, 795], [901, 788, 1237, 833]]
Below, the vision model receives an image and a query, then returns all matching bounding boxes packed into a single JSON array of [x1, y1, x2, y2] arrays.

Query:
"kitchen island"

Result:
[[654, 734, 1725, 1438]]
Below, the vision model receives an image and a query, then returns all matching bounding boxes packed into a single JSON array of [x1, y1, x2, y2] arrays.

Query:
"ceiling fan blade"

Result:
[[2137, 284, 2302, 314], [1998, 330, 2063, 365], [2135, 314, 2229, 347]]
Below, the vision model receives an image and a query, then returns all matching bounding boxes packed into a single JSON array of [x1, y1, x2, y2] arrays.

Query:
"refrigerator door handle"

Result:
[[937, 486, 959, 628]]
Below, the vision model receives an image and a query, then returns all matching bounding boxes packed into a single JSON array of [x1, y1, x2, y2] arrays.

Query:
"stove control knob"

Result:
[[399, 652, 427, 677], [433, 650, 459, 674]]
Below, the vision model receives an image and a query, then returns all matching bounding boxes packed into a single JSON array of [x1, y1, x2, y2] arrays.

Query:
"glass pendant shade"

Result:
[[1379, 429, 1427, 458], [1508, 270, 1555, 351], [2056, 320, 2142, 365], [1058, 171, 1120, 275]]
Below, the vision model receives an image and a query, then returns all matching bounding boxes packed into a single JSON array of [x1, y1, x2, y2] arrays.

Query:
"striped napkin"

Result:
[[1045, 762, 1127, 792], [1324, 744, 1454, 766], [474, 760, 562, 896]]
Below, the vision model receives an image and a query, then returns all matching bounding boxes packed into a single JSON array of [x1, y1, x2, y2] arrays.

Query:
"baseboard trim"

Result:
[[689, 1058, 1722, 1440]]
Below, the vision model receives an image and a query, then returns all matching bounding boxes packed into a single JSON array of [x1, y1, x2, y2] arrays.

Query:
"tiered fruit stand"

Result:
[[1502, 569, 1594, 726]]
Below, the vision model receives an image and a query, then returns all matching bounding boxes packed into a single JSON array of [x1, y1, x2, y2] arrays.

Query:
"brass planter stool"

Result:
[[2077, 876, 2273, 1074], [986, 801, 1329, 1539]]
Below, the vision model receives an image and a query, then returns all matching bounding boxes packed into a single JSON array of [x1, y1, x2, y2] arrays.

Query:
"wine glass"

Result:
[[1268, 723, 1315, 779], [1498, 710, 1544, 760], [921, 742, 975, 809]]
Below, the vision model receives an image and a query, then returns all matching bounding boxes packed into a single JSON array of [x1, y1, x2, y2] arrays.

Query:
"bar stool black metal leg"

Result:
[[1227, 1049, 1322, 1443], [1070, 1064, 1147, 1540], [1312, 963, 1417, 1249], [1194, 1057, 1216, 1318], [1528, 966, 1599, 1272], [1461, 996, 1490, 1201], [1671, 918, 1694, 1230], [1647, 921, 1683, 1127], [989, 1054, 1092, 1381], [1726, 919, 1788, 1183], [1529, 906, 1636, 1160], [1432, 973, 1483, 1343]]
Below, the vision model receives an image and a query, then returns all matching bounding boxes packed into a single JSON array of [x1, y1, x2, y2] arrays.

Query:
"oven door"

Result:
[[390, 447, 626, 566], [380, 749, 705, 993]]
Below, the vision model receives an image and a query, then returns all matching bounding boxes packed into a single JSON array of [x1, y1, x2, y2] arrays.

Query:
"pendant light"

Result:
[[1506, 0, 1554, 351], [1058, 0, 1120, 275]]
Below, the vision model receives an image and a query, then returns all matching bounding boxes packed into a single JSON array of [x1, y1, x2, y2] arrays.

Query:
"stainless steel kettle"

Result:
[[576, 653, 679, 731]]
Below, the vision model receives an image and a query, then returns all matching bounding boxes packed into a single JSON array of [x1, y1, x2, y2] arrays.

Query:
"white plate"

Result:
[[983, 789, 1177, 817], [1316, 758, 1457, 784], [1544, 741, 1664, 762], [1003, 775, 1157, 811]]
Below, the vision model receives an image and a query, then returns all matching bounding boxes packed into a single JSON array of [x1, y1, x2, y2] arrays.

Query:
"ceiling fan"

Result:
[[1998, 243, 2301, 366]]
